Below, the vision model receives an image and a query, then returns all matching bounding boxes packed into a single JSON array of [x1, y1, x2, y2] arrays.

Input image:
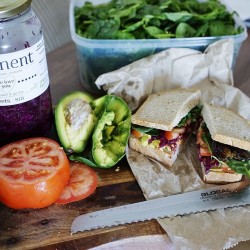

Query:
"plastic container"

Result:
[[70, 0, 247, 94], [0, 0, 53, 146]]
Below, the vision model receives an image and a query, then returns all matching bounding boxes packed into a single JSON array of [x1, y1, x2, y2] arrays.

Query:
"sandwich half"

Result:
[[129, 88, 201, 167], [196, 103, 250, 184]]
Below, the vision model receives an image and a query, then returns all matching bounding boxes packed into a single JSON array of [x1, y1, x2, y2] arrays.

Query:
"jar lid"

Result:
[[0, 0, 32, 19]]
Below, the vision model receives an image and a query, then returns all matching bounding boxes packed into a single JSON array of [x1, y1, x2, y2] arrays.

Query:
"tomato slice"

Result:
[[196, 126, 204, 145], [165, 131, 178, 140], [164, 127, 185, 141], [196, 127, 212, 156], [200, 146, 212, 156], [131, 129, 143, 138], [0, 138, 70, 209], [55, 162, 98, 204], [221, 166, 236, 174]]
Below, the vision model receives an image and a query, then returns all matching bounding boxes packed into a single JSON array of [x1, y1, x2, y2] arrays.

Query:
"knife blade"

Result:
[[71, 180, 250, 234]]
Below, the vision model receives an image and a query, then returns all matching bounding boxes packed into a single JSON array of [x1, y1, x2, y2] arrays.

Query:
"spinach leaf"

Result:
[[123, 20, 144, 32], [144, 26, 174, 38], [175, 22, 196, 38], [70, 154, 99, 168], [109, 3, 139, 19], [132, 124, 159, 136], [227, 159, 250, 178], [84, 19, 120, 39], [209, 20, 235, 36], [163, 12, 193, 23], [177, 105, 202, 127], [75, 0, 243, 40], [195, 22, 209, 37]]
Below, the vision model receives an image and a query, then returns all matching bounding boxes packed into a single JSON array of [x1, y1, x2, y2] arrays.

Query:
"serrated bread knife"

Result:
[[71, 180, 250, 234]]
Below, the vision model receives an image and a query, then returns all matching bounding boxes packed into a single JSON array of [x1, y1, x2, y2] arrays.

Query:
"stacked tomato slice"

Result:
[[0, 138, 98, 209]]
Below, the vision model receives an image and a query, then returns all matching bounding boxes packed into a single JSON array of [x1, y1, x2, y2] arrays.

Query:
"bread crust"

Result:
[[129, 135, 181, 167], [201, 162, 242, 184], [131, 88, 201, 131], [202, 103, 250, 151]]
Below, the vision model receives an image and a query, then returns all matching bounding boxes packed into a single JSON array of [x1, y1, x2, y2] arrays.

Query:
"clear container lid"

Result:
[[0, 0, 32, 19]]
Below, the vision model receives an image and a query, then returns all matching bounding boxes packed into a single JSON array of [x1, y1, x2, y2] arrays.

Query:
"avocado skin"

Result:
[[55, 93, 131, 168], [91, 95, 131, 168], [55, 91, 96, 153]]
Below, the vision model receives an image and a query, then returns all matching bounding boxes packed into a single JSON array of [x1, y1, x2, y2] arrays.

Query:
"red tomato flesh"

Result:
[[199, 146, 212, 156], [131, 129, 143, 138], [196, 126, 203, 145], [196, 127, 212, 157], [164, 131, 179, 140], [0, 138, 70, 209], [55, 162, 98, 204], [164, 127, 185, 141]]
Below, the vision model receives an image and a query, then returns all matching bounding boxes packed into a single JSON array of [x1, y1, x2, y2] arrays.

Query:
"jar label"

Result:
[[0, 36, 49, 106]]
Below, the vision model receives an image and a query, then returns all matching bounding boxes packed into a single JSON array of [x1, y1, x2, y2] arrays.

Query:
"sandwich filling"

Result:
[[196, 122, 250, 175], [131, 106, 201, 156]]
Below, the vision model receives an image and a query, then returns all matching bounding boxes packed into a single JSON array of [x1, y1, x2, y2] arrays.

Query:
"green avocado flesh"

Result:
[[91, 95, 131, 168], [55, 91, 96, 153]]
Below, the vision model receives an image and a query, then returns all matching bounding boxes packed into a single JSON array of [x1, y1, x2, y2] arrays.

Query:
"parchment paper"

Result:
[[95, 39, 250, 250]]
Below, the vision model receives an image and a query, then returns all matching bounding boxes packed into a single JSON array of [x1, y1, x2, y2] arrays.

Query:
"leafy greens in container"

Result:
[[70, 0, 246, 95], [75, 0, 243, 39]]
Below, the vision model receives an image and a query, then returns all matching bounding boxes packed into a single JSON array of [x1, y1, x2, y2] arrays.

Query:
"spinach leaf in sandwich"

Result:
[[226, 158, 250, 178], [132, 124, 160, 136], [177, 105, 202, 127], [216, 143, 250, 177], [201, 123, 213, 154]]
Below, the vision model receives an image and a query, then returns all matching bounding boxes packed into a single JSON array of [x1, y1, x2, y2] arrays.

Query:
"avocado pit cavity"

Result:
[[65, 99, 92, 131]]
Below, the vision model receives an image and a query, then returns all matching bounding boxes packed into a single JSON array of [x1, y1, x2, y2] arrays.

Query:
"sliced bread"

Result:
[[129, 135, 181, 167], [201, 163, 242, 184], [202, 103, 250, 151], [131, 88, 201, 131]]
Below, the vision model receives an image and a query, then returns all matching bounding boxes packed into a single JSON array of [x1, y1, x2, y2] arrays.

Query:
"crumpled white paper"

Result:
[[96, 39, 234, 112], [95, 39, 250, 250]]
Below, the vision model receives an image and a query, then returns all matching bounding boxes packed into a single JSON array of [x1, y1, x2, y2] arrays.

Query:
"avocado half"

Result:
[[55, 91, 97, 153], [91, 95, 132, 168]]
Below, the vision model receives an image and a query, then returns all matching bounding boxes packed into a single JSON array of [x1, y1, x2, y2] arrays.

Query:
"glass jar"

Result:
[[0, 0, 53, 146]]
